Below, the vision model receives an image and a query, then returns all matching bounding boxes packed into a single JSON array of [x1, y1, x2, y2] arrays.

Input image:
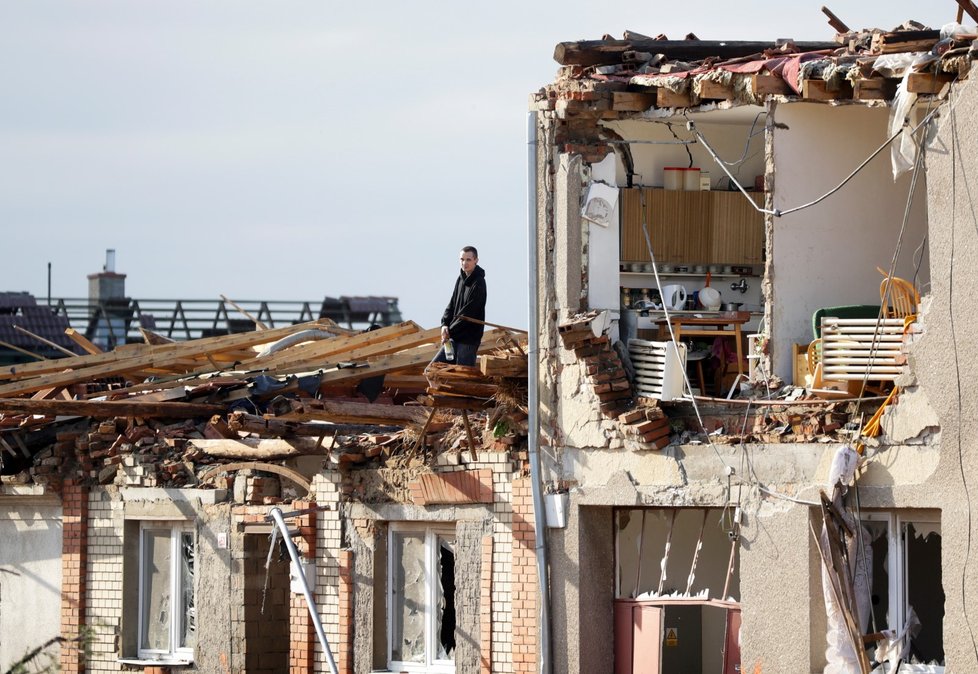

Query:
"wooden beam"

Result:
[[821, 6, 850, 34], [802, 78, 853, 101], [188, 437, 328, 460], [907, 71, 954, 95], [219, 294, 269, 330], [0, 318, 336, 382], [553, 39, 838, 67], [13, 325, 76, 357], [0, 339, 47, 362], [198, 461, 311, 493], [657, 87, 691, 108], [853, 77, 897, 100], [750, 74, 792, 96], [0, 398, 224, 418], [272, 399, 428, 426], [956, 0, 978, 24], [697, 79, 735, 101], [65, 328, 102, 355], [612, 91, 657, 111]]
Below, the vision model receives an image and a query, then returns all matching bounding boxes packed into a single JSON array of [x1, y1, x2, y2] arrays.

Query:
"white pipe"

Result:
[[527, 110, 553, 674], [268, 507, 339, 674]]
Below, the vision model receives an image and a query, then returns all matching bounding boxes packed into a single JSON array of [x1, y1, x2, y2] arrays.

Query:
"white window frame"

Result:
[[860, 510, 941, 634], [136, 521, 196, 663], [387, 523, 456, 674]]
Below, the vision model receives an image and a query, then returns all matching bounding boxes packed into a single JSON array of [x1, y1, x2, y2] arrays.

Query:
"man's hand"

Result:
[[441, 326, 450, 342]]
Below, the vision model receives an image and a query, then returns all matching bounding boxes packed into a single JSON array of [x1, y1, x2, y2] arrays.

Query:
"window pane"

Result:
[[179, 531, 196, 649], [141, 529, 172, 652], [391, 532, 426, 663], [905, 522, 944, 664], [436, 536, 456, 661]]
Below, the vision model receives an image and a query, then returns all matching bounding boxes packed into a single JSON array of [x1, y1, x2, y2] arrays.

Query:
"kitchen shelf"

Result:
[[619, 272, 757, 279]]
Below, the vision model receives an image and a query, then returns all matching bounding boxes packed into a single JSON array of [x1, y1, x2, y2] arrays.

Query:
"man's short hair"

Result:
[[461, 245, 478, 258]]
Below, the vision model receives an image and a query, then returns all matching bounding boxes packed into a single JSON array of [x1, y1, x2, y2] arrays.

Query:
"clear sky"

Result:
[[0, 1, 958, 330]]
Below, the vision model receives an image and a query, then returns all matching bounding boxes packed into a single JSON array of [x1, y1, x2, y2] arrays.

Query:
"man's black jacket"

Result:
[[441, 265, 487, 345]]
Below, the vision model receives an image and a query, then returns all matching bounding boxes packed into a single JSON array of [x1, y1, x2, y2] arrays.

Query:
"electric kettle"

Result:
[[661, 284, 688, 311]]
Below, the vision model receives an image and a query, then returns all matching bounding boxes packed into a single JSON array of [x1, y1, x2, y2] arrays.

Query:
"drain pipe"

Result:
[[527, 111, 553, 674], [268, 507, 339, 674]]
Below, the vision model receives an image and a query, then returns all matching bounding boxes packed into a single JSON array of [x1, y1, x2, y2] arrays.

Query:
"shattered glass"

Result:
[[436, 536, 456, 661], [140, 529, 172, 652], [180, 531, 196, 649], [391, 532, 426, 663]]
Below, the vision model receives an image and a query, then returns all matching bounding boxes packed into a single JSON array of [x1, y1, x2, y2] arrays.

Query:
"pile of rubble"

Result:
[[0, 318, 530, 496]]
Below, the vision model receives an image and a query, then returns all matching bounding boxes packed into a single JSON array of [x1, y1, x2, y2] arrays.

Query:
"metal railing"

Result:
[[46, 296, 402, 348]]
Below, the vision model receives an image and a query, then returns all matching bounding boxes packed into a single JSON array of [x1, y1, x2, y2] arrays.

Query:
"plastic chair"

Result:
[[877, 267, 919, 319]]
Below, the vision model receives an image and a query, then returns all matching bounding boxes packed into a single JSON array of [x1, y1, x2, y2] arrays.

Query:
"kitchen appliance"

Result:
[[699, 287, 721, 310], [661, 284, 688, 311]]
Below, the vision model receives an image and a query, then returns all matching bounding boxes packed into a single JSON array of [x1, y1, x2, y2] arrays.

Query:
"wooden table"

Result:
[[655, 314, 750, 377]]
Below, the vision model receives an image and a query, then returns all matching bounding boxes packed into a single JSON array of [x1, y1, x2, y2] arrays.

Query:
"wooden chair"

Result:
[[877, 267, 920, 320]]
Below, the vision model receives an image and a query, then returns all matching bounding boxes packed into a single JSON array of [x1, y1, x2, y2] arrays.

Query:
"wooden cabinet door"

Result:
[[710, 192, 765, 264], [673, 191, 712, 263], [620, 188, 651, 262]]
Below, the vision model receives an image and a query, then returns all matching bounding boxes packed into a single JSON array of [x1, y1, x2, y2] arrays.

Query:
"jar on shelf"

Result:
[[621, 287, 632, 308]]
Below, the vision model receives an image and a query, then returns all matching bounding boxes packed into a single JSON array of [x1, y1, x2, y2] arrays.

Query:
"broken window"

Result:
[[388, 525, 456, 673], [859, 511, 944, 666], [138, 522, 196, 663]]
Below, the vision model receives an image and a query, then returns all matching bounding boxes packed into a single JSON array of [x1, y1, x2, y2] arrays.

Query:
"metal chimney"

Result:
[[105, 248, 116, 273]]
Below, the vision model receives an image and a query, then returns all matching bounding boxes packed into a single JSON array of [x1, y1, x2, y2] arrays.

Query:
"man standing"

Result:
[[432, 246, 487, 366]]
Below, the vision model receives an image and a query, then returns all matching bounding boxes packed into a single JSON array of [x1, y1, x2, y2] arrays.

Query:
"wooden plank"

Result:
[[821, 6, 850, 34], [0, 339, 46, 361], [553, 39, 838, 67], [656, 88, 691, 108], [853, 77, 897, 100], [65, 328, 103, 355], [188, 437, 328, 460], [12, 325, 76, 357], [0, 398, 224, 418], [750, 74, 792, 96], [802, 78, 852, 101], [258, 323, 434, 373], [698, 79, 734, 101], [907, 72, 954, 95], [272, 399, 427, 426], [0, 318, 337, 381], [612, 91, 657, 111], [957, 0, 978, 23]]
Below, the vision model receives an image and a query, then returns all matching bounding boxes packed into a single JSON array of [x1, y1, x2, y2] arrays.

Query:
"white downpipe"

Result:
[[268, 507, 339, 674], [527, 111, 553, 674]]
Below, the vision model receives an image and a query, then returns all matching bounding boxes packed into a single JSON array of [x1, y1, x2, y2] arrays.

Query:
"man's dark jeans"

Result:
[[430, 341, 479, 366]]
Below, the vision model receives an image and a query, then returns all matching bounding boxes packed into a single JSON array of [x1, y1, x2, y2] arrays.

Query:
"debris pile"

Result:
[[0, 318, 530, 496]]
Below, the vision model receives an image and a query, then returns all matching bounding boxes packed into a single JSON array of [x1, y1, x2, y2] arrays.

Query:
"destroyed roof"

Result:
[[0, 317, 530, 492], [533, 20, 975, 117]]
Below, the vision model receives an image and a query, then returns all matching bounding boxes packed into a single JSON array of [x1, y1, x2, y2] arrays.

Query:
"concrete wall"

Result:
[[0, 494, 62, 672], [770, 102, 930, 379], [607, 113, 767, 191], [908, 79, 978, 671]]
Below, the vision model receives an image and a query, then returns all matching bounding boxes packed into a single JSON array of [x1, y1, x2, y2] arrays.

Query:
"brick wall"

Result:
[[60, 481, 89, 674], [290, 501, 317, 674], [83, 488, 125, 673], [336, 549, 354, 673], [511, 477, 538, 674], [313, 472, 344, 673]]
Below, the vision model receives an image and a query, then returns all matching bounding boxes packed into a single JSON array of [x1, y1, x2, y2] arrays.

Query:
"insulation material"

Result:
[[822, 446, 871, 674]]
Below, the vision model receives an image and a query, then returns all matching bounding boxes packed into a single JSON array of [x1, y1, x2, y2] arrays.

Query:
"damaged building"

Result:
[[527, 8, 978, 674], [3, 8, 978, 674]]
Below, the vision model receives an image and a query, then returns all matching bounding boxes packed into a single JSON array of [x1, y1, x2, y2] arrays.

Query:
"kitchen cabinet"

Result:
[[620, 188, 765, 265]]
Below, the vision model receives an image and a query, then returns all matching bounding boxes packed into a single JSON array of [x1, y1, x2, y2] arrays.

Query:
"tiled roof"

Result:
[[533, 22, 974, 116]]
